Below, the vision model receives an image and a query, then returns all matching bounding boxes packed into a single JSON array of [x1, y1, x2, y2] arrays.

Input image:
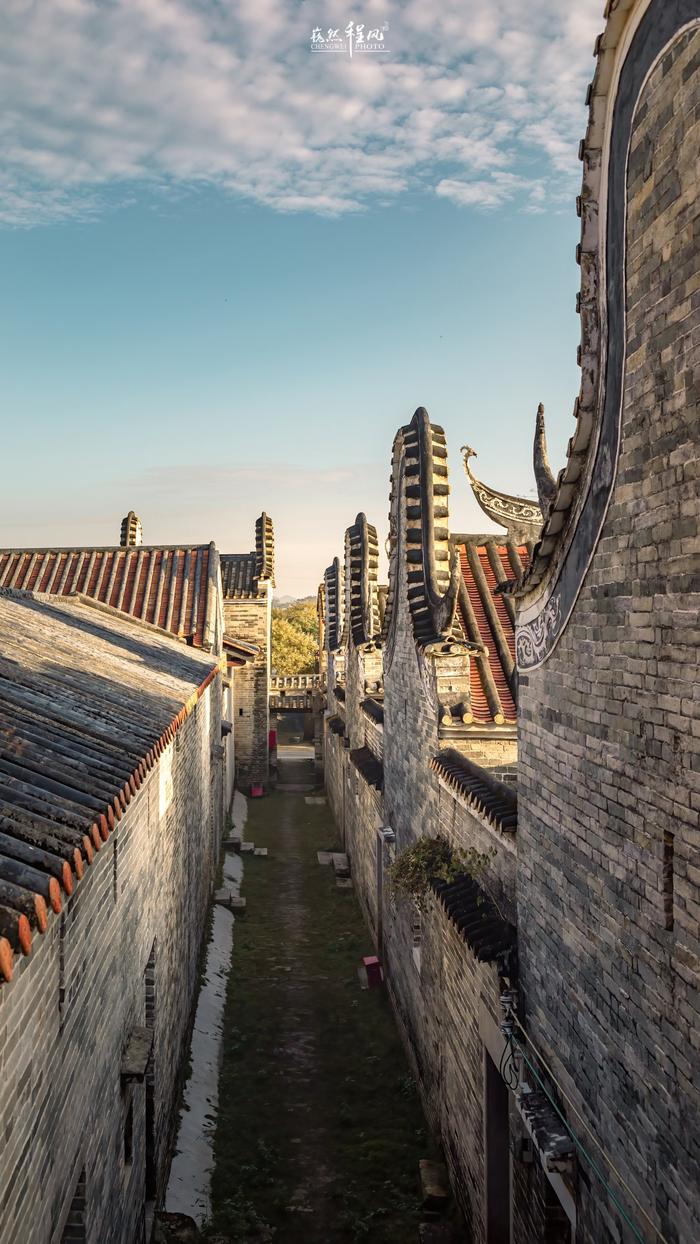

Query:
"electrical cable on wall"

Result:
[[500, 995, 672, 1244]]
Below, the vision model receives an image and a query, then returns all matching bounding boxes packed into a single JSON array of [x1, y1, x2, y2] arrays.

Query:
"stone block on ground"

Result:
[[222, 836, 241, 852], [336, 877, 353, 889], [230, 895, 247, 912], [240, 841, 255, 853], [214, 888, 232, 907], [253, 847, 268, 856], [332, 852, 350, 876], [305, 795, 327, 805], [317, 851, 334, 865], [419, 1159, 450, 1211]]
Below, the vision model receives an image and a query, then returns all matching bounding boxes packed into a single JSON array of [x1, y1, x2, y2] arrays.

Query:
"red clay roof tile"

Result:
[[0, 545, 218, 648]]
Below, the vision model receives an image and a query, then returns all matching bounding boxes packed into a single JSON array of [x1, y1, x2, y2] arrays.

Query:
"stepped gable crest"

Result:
[[324, 556, 345, 652], [383, 407, 463, 661], [221, 513, 275, 599], [344, 513, 381, 651]]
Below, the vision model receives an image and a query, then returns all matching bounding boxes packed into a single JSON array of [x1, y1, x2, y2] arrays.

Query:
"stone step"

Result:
[[213, 889, 246, 912], [253, 847, 268, 857]]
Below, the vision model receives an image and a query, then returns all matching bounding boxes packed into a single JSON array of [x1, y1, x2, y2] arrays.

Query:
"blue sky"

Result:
[[0, 0, 603, 595]]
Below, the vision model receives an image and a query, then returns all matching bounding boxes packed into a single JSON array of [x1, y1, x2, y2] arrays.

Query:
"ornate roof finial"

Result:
[[460, 442, 543, 543], [533, 403, 557, 517]]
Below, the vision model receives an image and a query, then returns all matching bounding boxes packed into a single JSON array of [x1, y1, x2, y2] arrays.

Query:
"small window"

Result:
[[123, 1095, 134, 1167], [411, 907, 422, 973]]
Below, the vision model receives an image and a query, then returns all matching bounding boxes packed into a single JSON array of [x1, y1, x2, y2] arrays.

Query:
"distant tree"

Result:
[[271, 602, 318, 675], [282, 601, 317, 637]]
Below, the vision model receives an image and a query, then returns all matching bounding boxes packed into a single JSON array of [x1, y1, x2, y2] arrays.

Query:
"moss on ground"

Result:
[[205, 770, 436, 1243]]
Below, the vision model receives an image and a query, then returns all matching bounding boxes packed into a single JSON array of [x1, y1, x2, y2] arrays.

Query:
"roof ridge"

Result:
[[0, 543, 213, 554]]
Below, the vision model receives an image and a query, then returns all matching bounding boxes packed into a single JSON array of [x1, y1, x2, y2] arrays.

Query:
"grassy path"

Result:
[[205, 752, 434, 1243]]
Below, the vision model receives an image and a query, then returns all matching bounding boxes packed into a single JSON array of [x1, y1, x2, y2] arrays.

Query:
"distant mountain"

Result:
[[273, 594, 315, 608]]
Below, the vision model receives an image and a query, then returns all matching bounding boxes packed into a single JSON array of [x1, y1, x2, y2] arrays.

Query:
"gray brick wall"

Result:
[[224, 590, 271, 786], [0, 678, 224, 1244], [518, 27, 700, 1244]]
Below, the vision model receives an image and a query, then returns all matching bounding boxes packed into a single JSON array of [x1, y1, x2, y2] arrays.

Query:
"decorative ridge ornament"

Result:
[[533, 404, 557, 516], [460, 444, 544, 543]]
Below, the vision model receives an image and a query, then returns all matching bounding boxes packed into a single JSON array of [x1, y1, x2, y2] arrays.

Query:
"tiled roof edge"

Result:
[[361, 697, 384, 725], [383, 408, 461, 654], [431, 873, 516, 967], [0, 656, 224, 985], [349, 746, 383, 790], [0, 543, 212, 555], [430, 750, 517, 834]]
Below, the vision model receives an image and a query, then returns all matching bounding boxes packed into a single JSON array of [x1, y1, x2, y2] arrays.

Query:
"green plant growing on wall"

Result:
[[388, 835, 493, 911]]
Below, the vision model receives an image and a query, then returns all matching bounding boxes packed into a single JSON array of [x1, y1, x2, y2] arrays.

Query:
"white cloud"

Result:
[[0, 0, 604, 225]]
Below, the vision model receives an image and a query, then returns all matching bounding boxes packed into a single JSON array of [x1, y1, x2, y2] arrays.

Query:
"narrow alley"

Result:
[[193, 747, 454, 1244]]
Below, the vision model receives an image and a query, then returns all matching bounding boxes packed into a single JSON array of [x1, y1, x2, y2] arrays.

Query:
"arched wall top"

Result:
[[516, 0, 700, 669], [344, 513, 381, 649]]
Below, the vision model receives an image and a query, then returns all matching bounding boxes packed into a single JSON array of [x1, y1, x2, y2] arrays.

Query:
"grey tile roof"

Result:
[[431, 875, 516, 966], [0, 592, 221, 983], [220, 552, 258, 598], [350, 746, 383, 790], [430, 750, 517, 834], [361, 698, 384, 725]]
